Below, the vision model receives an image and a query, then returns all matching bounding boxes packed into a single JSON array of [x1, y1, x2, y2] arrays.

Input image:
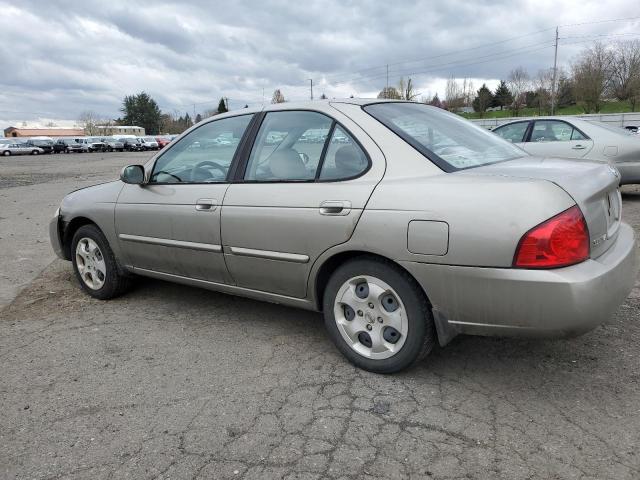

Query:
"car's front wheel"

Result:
[[3, 150, 10, 156], [323, 256, 436, 373], [71, 225, 131, 300]]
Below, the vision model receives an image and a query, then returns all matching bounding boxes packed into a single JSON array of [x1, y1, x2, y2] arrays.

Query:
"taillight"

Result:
[[513, 205, 589, 269]]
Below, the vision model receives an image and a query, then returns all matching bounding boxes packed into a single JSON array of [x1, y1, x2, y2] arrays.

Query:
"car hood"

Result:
[[463, 156, 622, 258]]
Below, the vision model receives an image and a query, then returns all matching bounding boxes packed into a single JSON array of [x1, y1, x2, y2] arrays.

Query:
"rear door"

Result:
[[221, 108, 385, 298], [115, 114, 254, 283], [521, 119, 594, 159]]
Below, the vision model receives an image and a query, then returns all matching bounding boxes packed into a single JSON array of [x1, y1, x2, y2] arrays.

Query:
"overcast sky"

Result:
[[0, 0, 638, 127]]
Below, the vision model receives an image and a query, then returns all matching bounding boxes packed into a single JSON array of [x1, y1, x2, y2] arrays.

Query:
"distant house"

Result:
[[95, 125, 145, 136], [3, 126, 84, 138]]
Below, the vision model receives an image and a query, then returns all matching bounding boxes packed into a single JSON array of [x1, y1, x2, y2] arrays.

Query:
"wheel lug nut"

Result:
[[366, 324, 372, 331], [368, 302, 374, 308], [357, 310, 363, 317], [378, 317, 383, 323]]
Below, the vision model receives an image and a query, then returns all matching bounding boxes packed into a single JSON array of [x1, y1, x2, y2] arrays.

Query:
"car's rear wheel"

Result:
[[71, 225, 131, 300], [3, 150, 10, 156], [32, 150, 39, 155], [323, 256, 436, 373]]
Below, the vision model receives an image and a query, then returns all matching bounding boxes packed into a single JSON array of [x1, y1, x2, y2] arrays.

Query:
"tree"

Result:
[[217, 98, 228, 114], [492, 80, 513, 110], [507, 67, 530, 116], [78, 111, 100, 135], [572, 42, 613, 113], [556, 73, 575, 108], [472, 84, 494, 116], [271, 89, 286, 104], [532, 68, 554, 115], [611, 40, 640, 111], [120, 92, 162, 135], [398, 77, 419, 100], [195, 113, 203, 123], [428, 93, 442, 108], [320, 93, 327, 100], [377, 86, 401, 99], [444, 77, 464, 111], [203, 108, 218, 118]]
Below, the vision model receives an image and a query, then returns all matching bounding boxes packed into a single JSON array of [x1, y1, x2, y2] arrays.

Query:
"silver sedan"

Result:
[[1, 142, 44, 156], [492, 117, 640, 184], [49, 100, 638, 373]]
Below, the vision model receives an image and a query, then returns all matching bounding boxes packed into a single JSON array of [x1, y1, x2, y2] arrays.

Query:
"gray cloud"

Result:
[[0, 0, 636, 125]]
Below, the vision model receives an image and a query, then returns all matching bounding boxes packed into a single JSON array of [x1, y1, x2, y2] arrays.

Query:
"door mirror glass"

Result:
[[120, 165, 145, 184]]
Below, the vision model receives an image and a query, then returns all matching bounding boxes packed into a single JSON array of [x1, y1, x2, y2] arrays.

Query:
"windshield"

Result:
[[364, 102, 527, 171]]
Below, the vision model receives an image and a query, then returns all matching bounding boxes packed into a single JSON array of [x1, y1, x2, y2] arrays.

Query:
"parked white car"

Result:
[[493, 117, 640, 184], [0, 142, 44, 156]]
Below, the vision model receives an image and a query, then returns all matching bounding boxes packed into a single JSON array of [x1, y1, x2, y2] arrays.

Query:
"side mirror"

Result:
[[120, 165, 145, 185]]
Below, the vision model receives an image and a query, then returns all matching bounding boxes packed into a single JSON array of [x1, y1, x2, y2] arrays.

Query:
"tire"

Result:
[[65, 148, 70, 154], [322, 256, 436, 373], [71, 224, 132, 300], [3, 150, 10, 156], [32, 150, 39, 155]]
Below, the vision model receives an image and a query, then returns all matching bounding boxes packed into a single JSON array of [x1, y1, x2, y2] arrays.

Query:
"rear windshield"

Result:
[[364, 102, 527, 171]]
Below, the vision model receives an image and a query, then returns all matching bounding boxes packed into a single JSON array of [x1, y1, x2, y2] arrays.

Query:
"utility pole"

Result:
[[193, 104, 196, 120], [309, 79, 313, 100], [386, 64, 389, 97], [551, 26, 559, 115]]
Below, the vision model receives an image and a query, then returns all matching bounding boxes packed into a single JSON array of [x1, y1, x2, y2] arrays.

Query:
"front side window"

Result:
[[493, 122, 529, 143], [364, 102, 526, 171], [530, 120, 576, 142], [150, 114, 252, 183], [244, 111, 332, 181]]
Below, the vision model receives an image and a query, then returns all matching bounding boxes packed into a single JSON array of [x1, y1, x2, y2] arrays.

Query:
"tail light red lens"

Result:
[[514, 205, 589, 269]]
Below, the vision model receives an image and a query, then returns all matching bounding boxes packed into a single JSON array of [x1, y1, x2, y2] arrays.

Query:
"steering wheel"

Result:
[[190, 161, 227, 182]]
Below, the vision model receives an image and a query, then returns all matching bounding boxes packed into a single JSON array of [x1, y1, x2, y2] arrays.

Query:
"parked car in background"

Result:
[[119, 137, 143, 151], [53, 139, 84, 154], [140, 136, 159, 150], [49, 100, 637, 373], [492, 117, 640, 184], [25, 138, 54, 154], [86, 137, 108, 152], [104, 138, 125, 152], [624, 125, 638, 135], [156, 136, 172, 148], [1, 142, 44, 155]]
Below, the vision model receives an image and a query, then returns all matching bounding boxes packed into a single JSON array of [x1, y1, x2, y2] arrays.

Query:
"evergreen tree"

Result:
[[195, 113, 203, 123], [120, 92, 162, 134], [492, 81, 513, 110], [217, 98, 228, 113], [472, 84, 494, 116], [428, 94, 442, 108]]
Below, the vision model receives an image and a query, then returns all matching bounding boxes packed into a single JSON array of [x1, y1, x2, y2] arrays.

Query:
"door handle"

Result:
[[319, 200, 351, 216], [195, 198, 217, 211], [572, 144, 587, 150]]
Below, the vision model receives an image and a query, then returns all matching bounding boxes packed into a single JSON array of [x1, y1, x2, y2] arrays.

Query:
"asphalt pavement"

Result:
[[1, 152, 639, 479]]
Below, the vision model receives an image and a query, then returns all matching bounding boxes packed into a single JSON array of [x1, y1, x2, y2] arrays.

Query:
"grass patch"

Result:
[[460, 100, 635, 119]]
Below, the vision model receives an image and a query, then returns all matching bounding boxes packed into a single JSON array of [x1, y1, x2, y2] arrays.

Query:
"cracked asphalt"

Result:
[[1, 153, 640, 479]]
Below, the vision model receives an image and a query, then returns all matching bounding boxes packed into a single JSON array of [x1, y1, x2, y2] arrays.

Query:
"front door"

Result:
[[115, 114, 254, 283], [221, 109, 384, 298], [521, 119, 594, 159]]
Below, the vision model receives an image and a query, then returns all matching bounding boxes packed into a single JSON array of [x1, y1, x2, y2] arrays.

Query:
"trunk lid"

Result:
[[462, 157, 622, 259]]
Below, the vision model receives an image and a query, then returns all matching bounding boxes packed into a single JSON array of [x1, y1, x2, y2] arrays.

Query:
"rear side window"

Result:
[[319, 126, 368, 180], [493, 122, 529, 143], [364, 102, 526, 171]]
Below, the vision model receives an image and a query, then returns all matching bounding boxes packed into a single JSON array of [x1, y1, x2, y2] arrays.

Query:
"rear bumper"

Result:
[[615, 162, 640, 185], [49, 209, 66, 260], [401, 223, 638, 343]]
